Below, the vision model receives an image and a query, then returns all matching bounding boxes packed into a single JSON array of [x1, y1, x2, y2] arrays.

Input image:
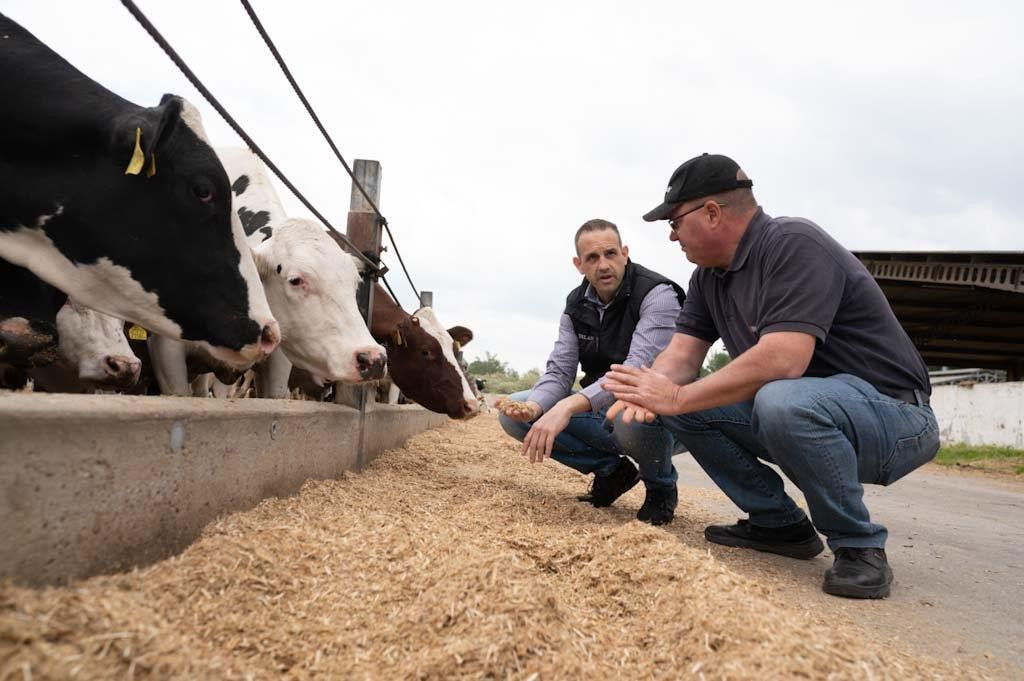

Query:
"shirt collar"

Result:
[[584, 283, 616, 310], [714, 207, 769, 277]]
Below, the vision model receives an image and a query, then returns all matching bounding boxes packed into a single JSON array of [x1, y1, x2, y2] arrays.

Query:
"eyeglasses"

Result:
[[668, 202, 726, 230]]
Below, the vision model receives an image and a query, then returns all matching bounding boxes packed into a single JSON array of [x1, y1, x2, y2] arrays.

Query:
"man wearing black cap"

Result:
[[602, 154, 939, 599]]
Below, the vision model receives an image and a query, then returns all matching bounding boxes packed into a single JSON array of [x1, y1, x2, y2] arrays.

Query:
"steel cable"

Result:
[[239, 0, 422, 301], [119, 0, 384, 276]]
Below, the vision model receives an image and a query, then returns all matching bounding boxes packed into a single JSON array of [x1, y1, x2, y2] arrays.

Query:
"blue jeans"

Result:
[[498, 390, 681, 489], [658, 374, 939, 550]]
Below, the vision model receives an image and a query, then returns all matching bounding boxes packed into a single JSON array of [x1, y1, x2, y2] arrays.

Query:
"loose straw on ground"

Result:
[[0, 413, 984, 679]]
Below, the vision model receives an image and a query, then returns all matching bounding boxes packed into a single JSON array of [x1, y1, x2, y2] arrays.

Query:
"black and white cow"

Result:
[[0, 14, 279, 369], [222, 149, 479, 418], [28, 299, 141, 393], [147, 148, 387, 396]]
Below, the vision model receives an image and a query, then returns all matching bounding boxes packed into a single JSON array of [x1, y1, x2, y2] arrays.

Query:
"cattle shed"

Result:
[[853, 250, 1024, 379]]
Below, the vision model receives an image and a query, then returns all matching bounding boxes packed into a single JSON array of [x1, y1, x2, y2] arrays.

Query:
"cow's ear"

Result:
[[249, 245, 274, 280], [447, 326, 473, 346], [112, 95, 183, 173], [146, 95, 185, 157], [350, 253, 368, 274]]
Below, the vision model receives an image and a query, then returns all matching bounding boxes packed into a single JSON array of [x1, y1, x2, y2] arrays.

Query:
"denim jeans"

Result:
[[498, 390, 681, 489], [658, 374, 940, 550]]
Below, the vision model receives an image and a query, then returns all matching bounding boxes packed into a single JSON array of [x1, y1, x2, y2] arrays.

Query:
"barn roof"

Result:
[[852, 251, 1024, 379]]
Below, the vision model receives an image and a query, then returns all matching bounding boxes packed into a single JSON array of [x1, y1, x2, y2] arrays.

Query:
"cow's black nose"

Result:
[[356, 352, 386, 380]]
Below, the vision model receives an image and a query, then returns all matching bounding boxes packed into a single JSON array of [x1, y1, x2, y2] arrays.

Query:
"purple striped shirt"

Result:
[[527, 282, 681, 413]]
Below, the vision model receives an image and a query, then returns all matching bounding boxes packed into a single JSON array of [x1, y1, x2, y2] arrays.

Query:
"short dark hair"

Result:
[[574, 219, 621, 255]]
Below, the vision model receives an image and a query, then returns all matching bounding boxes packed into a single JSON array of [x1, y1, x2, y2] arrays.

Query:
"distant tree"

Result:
[[521, 368, 541, 386], [466, 352, 539, 394], [468, 351, 507, 375], [700, 350, 732, 377]]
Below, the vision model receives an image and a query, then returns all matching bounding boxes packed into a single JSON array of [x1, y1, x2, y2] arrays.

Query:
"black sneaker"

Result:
[[823, 547, 893, 599], [576, 457, 640, 507], [636, 486, 678, 525], [704, 517, 824, 559]]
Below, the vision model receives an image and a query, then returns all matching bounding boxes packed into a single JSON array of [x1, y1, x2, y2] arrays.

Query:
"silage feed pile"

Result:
[[1, 413, 977, 680]]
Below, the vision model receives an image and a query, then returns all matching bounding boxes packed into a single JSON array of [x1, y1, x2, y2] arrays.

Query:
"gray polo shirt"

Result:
[[676, 208, 930, 398]]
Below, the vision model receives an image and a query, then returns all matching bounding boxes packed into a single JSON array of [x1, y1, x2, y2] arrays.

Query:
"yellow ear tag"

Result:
[[124, 127, 145, 175], [454, 341, 462, 353], [392, 329, 404, 346], [146, 152, 156, 178], [128, 324, 148, 341]]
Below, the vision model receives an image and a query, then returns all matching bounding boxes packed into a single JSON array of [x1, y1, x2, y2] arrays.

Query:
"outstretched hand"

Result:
[[602, 364, 681, 417], [605, 399, 658, 424], [498, 399, 541, 422]]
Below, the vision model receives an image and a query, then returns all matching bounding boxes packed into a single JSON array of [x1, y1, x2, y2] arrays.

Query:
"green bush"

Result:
[[700, 350, 731, 377], [476, 369, 541, 395]]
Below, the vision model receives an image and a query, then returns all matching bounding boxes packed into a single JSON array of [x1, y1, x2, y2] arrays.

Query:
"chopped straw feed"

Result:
[[1, 413, 982, 679]]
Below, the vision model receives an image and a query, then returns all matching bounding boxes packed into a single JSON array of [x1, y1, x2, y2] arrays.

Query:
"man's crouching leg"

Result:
[[497, 391, 637, 506], [750, 376, 935, 599], [608, 413, 680, 525]]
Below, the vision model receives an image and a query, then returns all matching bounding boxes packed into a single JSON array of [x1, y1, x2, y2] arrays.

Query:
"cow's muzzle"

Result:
[[356, 348, 387, 381]]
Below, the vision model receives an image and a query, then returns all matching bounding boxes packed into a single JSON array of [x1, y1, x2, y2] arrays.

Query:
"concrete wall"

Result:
[[931, 382, 1024, 448], [0, 392, 448, 586]]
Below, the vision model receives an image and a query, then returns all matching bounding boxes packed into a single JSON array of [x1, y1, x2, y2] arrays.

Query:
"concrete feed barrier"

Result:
[[0, 392, 448, 585]]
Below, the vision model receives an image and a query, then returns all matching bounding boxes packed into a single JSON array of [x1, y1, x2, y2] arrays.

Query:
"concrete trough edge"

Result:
[[0, 392, 449, 586]]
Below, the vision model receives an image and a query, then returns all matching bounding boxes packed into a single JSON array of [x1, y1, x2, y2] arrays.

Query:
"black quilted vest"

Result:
[[564, 261, 685, 388]]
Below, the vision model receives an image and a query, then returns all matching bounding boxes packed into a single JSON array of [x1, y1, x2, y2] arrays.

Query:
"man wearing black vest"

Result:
[[603, 154, 939, 598], [498, 219, 686, 525]]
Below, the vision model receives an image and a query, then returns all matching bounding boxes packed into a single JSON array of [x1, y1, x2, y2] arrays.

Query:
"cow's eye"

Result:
[[191, 179, 215, 203], [288, 276, 304, 287], [421, 349, 430, 359]]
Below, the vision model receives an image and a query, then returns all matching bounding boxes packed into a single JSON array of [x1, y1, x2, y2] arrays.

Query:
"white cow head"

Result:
[[57, 299, 141, 388], [251, 219, 386, 382]]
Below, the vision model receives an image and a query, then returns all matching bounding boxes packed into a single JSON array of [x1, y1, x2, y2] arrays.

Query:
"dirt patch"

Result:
[[0, 414, 984, 679], [930, 459, 1024, 479]]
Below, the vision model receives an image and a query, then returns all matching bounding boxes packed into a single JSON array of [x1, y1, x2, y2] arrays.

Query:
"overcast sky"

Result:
[[8, 0, 1022, 371]]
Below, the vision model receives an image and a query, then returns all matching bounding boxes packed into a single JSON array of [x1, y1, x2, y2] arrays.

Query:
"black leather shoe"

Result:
[[636, 486, 677, 525], [704, 517, 824, 559], [576, 457, 639, 507], [823, 547, 893, 599]]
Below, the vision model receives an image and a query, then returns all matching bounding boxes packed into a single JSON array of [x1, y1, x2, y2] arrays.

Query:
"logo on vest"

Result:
[[576, 333, 596, 342]]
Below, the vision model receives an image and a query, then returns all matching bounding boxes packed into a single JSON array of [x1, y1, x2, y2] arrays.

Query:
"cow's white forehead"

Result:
[[413, 307, 476, 406], [257, 219, 360, 283], [179, 100, 211, 145]]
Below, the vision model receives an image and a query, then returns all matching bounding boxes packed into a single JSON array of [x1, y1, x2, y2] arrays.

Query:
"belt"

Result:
[[889, 388, 930, 408]]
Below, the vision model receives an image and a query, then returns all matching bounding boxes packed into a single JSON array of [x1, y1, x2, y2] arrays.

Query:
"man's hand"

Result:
[[498, 399, 541, 422], [522, 404, 572, 463], [606, 399, 657, 424], [602, 364, 682, 416]]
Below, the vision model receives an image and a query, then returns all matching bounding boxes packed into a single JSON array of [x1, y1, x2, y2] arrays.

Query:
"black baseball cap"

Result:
[[643, 153, 753, 222]]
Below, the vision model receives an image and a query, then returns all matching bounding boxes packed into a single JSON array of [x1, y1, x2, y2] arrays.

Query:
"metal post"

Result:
[[334, 161, 383, 446]]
